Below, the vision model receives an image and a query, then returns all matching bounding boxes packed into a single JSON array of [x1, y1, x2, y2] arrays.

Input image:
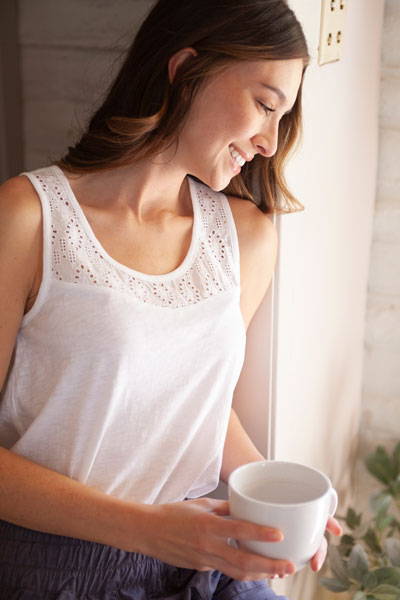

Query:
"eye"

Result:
[[257, 101, 275, 116]]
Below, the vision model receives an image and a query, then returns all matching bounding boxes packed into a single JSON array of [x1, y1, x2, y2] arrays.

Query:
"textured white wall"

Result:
[[354, 0, 400, 511], [273, 0, 384, 476]]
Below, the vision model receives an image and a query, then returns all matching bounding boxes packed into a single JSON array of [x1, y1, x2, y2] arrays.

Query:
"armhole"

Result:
[[19, 172, 52, 327], [219, 192, 241, 287]]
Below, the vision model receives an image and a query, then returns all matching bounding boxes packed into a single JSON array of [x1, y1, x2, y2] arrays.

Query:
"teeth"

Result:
[[229, 145, 246, 167]]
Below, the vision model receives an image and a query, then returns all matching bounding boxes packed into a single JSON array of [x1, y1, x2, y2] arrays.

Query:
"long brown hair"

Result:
[[56, 0, 310, 214]]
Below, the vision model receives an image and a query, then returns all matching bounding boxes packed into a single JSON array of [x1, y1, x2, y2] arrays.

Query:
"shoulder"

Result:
[[0, 174, 42, 252], [225, 194, 278, 330], [226, 194, 278, 270], [0, 175, 43, 298], [0, 174, 42, 225]]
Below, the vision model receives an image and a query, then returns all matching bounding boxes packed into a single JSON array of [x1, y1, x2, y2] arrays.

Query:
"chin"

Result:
[[194, 171, 232, 193]]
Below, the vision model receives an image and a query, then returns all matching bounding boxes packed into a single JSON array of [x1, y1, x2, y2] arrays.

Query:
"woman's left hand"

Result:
[[309, 516, 343, 572]]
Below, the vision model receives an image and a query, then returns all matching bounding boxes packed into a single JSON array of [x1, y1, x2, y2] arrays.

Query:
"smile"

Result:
[[229, 145, 246, 168]]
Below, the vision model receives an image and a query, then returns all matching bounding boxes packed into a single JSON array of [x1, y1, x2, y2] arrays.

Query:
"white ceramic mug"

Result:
[[228, 460, 338, 571]]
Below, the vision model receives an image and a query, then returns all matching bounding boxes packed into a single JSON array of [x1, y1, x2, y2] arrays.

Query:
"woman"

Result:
[[0, 0, 341, 598]]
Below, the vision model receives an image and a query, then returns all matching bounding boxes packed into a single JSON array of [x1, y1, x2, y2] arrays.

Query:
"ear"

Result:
[[168, 47, 198, 84]]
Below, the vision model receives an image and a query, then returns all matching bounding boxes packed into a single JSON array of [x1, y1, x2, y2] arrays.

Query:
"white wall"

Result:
[[353, 0, 400, 514], [269, 1, 385, 598], [274, 0, 383, 478]]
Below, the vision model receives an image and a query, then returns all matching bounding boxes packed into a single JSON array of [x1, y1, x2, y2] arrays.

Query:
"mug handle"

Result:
[[329, 488, 338, 516]]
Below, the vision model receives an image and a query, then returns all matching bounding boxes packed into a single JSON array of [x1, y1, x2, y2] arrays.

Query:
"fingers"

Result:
[[208, 499, 231, 517], [309, 517, 341, 572], [209, 538, 295, 581], [310, 535, 328, 572], [326, 516, 343, 536], [208, 512, 283, 543], [190, 499, 295, 580], [199, 499, 283, 543], [194, 497, 231, 517]]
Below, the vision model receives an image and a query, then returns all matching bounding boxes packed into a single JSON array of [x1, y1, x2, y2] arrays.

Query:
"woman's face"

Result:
[[176, 57, 304, 191]]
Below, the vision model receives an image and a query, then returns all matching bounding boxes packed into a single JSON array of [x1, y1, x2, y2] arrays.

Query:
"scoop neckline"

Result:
[[52, 165, 200, 281]]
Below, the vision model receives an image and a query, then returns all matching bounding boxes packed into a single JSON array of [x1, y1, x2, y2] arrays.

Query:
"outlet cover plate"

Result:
[[318, 0, 347, 66]]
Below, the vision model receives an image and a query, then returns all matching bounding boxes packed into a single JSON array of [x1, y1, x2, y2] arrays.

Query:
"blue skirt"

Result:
[[0, 519, 289, 599]]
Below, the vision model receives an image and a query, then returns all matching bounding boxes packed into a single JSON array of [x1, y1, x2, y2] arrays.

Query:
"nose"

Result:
[[252, 120, 279, 158]]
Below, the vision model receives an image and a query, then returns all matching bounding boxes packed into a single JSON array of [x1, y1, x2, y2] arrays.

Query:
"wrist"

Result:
[[96, 494, 157, 554]]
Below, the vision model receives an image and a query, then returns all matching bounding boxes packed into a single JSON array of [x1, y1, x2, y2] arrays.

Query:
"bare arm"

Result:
[[0, 176, 150, 551], [220, 409, 264, 483], [218, 209, 342, 571], [219, 208, 277, 483], [0, 447, 153, 550]]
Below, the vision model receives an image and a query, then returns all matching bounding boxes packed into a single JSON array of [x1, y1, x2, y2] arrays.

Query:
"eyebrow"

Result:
[[261, 83, 294, 115], [261, 83, 287, 104]]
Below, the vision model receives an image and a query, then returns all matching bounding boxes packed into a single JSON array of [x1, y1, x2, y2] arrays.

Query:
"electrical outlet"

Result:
[[318, 0, 347, 66]]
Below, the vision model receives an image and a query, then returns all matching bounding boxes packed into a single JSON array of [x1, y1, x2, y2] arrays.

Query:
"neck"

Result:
[[66, 150, 193, 225]]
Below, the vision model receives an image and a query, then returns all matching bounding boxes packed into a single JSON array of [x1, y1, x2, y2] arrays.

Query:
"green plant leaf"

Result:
[[364, 571, 379, 590], [328, 545, 352, 584], [340, 534, 356, 556], [319, 577, 351, 592], [363, 527, 383, 555], [376, 512, 395, 532], [389, 479, 400, 498], [393, 442, 400, 478], [347, 507, 363, 529], [372, 584, 400, 593], [366, 447, 396, 485], [348, 544, 370, 582], [392, 519, 400, 533], [372, 567, 400, 587], [370, 584, 400, 600], [353, 593, 367, 600], [384, 539, 400, 567], [370, 492, 392, 515]]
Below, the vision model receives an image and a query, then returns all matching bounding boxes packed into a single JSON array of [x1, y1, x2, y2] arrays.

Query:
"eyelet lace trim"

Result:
[[33, 167, 239, 308]]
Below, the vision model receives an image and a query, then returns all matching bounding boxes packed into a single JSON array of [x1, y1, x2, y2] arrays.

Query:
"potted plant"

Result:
[[319, 442, 400, 600]]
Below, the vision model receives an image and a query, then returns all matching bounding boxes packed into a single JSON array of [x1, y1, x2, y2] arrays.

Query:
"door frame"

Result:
[[0, 0, 23, 183]]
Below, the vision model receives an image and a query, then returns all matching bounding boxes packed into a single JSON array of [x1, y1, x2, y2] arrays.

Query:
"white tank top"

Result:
[[0, 165, 246, 504]]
